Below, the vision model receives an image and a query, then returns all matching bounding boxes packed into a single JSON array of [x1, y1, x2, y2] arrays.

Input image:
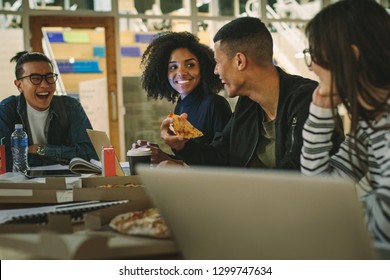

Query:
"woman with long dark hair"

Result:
[[301, 0, 390, 243]]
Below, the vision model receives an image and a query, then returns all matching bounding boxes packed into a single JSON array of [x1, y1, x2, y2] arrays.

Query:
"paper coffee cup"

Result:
[[127, 148, 152, 175]]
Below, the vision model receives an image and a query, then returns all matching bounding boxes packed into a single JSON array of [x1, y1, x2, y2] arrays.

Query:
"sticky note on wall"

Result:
[[47, 32, 64, 43], [73, 61, 101, 73], [93, 46, 106, 57], [63, 31, 90, 43], [57, 61, 74, 73], [56, 60, 101, 73], [121, 46, 141, 57], [135, 33, 154, 43]]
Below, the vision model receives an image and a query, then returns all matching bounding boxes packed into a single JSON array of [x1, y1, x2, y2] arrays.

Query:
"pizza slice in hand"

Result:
[[167, 112, 203, 139]]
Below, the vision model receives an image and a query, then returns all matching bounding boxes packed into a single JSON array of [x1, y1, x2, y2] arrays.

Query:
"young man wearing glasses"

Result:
[[0, 51, 98, 172]]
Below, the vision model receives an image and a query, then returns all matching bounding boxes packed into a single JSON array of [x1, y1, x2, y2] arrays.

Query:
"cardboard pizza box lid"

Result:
[[74, 176, 153, 206], [0, 178, 71, 204], [0, 228, 179, 259]]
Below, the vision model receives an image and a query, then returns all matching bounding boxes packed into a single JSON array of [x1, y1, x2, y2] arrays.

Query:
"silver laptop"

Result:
[[137, 165, 377, 260]]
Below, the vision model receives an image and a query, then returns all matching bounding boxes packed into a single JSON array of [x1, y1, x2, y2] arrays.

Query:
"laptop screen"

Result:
[[137, 165, 376, 260]]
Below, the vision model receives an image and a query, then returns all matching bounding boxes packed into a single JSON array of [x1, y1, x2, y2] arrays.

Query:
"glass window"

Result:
[[0, 12, 22, 29], [0, 0, 22, 11], [120, 0, 190, 16], [120, 17, 191, 33], [29, 0, 111, 12], [197, 0, 246, 17], [198, 0, 321, 19], [266, 0, 321, 20], [269, 21, 316, 80], [0, 0, 22, 28]]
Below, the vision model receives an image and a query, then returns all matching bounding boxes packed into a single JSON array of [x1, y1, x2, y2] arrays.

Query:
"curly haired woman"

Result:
[[136, 31, 232, 164]]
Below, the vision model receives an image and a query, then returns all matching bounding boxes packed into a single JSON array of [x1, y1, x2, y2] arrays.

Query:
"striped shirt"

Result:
[[301, 103, 390, 243]]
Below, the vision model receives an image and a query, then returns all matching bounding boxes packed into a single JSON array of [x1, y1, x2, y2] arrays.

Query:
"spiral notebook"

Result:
[[0, 200, 128, 224]]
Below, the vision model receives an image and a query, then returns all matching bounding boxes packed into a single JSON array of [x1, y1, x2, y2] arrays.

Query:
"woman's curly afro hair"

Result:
[[140, 31, 223, 103]]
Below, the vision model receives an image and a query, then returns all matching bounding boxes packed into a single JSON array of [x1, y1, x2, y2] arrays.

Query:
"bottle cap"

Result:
[[15, 124, 23, 129]]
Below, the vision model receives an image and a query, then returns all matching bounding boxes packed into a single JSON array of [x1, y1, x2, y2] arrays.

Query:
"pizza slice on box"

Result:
[[109, 208, 171, 239], [168, 112, 203, 139]]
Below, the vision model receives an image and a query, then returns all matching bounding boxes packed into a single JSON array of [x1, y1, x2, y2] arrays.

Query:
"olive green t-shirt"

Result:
[[248, 116, 276, 168]]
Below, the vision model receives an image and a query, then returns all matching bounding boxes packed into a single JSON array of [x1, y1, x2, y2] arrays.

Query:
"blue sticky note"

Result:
[[47, 32, 64, 43], [57, 61, 74, 73], [121, 46, 141, 57], [93, 46, 105, 57], [135, 33, 154, 43], [73, 61, 101, 73]]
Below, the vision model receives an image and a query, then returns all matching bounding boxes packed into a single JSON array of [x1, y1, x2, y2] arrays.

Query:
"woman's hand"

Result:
[[131, 139, 175, 165], [160, 113, 189, 151]]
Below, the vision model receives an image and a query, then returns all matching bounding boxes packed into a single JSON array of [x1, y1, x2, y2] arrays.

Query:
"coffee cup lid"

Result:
[[127, 147, 152, 156]]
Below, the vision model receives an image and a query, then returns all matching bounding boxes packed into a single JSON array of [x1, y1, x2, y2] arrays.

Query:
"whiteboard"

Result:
[[79, 78, 109, 134]]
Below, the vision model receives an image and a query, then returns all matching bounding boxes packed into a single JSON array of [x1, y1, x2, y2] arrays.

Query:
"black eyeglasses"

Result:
[[18, 73, 58, 85], [303, 49, 313, 67]]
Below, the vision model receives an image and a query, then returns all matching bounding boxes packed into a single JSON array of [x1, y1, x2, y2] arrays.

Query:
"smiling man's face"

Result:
[[213, 41, 240, 98], [14, 61, 56, 111]]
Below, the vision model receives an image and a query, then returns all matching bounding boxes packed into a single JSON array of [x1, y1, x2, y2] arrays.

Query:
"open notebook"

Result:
[[86, 129, 124, 176], [137, 165, 377, 260]]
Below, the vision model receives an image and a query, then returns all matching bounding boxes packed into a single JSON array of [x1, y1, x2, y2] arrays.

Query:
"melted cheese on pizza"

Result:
[[168, 112, 203, 139]]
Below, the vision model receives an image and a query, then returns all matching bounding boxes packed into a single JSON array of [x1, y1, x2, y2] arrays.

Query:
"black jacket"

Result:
[[174, 86, 232, 145], [176, 67, 344, 170]]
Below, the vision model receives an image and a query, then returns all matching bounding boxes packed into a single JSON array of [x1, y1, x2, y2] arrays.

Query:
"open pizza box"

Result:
[[0, 200, 179, 259], [0, 226, 179, 259], [74, 175, 150, 202], [0, 177, 72, 204], [0, 191, 178, 259], [0, 199, 134, 232], [74, 175, 155, 229], [0, 175, 156, 240]]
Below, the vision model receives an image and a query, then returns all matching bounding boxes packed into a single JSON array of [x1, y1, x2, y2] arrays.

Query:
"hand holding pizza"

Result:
[[160, 113, 189, 151]]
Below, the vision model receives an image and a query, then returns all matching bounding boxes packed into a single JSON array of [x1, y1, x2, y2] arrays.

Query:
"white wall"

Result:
[[0, 29, 24, 102]]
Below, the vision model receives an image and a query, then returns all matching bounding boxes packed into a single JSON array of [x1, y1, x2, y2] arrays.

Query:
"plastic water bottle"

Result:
[[11, 124, 29, 173]]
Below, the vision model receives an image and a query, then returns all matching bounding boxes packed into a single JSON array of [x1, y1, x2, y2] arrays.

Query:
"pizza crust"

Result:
[[168, 112, 203, 139], [109, 208, 171, 239]]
